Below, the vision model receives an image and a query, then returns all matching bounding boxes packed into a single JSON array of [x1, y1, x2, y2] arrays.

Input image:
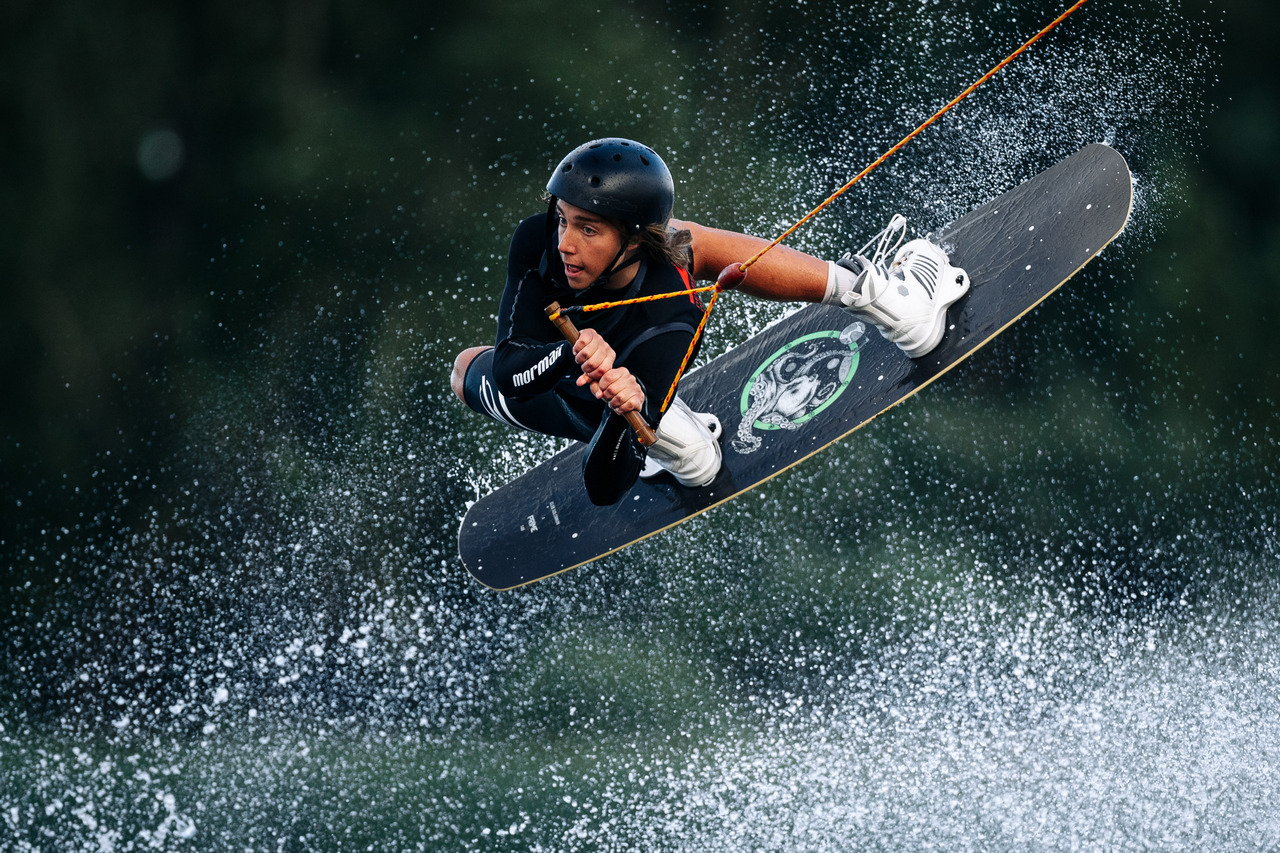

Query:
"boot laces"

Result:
[[853, 213, 907, 268]]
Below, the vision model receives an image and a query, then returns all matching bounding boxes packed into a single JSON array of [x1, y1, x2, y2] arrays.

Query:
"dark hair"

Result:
[[636, 222, 693, 271]]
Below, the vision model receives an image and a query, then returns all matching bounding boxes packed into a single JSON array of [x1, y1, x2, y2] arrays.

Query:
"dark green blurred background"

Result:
[[3, 0, 1276, 538], [4, 2, 1280, 848]]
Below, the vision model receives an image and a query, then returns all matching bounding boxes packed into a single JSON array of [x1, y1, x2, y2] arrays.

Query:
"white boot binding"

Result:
[[639, 396, 723, 487], [837, 215, 970, 358]]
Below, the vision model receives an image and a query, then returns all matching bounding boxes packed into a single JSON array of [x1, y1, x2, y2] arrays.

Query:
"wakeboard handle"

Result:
[[545, 302, 658, 446]]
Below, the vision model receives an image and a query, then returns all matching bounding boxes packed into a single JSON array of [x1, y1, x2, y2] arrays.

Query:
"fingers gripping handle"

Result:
[[546, 302, 658, 446]]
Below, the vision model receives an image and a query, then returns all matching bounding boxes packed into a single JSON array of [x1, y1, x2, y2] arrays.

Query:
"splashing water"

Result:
[[7, 1, 1275, 850]]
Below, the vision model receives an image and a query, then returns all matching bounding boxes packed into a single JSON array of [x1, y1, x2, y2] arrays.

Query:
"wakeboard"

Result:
[[459, 143, 1133, 589]]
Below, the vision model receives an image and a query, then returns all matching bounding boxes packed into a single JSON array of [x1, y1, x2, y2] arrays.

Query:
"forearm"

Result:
[[672, 218, 829, 302], [492, 339, 572, 398]]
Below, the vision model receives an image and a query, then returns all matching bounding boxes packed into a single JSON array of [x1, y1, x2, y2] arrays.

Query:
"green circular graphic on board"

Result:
[[739, 329, 861, 431]]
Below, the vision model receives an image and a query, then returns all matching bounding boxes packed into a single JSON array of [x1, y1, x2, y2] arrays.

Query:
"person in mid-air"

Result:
[[451, 138, 969, 505]]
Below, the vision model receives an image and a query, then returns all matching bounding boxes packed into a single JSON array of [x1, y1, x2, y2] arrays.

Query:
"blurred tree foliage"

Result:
[[1, 0, 1277, 544]]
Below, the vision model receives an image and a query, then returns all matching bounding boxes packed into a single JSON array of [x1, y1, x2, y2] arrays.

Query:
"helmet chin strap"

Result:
[[584, 242, 641, 295]]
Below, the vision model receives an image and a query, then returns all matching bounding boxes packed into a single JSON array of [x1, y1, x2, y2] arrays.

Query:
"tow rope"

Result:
[[550, 0, 1092, 417]]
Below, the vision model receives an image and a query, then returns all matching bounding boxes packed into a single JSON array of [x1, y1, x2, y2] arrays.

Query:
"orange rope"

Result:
[[736, 0, 1091, 274], [662, 287, 721, 413], [548, 0, 1091, 417], [551, 284, 720, 317]]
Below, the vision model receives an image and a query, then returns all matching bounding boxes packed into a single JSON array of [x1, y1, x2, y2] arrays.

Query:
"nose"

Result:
[[557, 226, 573, 256]]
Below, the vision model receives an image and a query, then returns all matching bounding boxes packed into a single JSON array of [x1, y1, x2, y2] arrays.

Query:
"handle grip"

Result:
[[546, 302, 658, 446]]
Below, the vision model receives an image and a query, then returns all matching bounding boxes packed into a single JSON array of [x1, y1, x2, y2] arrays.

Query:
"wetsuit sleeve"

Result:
[[491, 217, 576, 398]]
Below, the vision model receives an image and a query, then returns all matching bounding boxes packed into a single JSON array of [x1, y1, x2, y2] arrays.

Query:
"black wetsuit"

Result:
[[462, 213, 704, 505], [463, 213, 703, 441]]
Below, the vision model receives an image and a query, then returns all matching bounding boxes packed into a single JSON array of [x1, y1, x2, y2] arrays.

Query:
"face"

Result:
[[555, 201, 636, 291]]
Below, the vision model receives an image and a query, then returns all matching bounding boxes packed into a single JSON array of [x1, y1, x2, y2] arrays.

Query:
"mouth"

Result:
[[562, 260, 588, 284]]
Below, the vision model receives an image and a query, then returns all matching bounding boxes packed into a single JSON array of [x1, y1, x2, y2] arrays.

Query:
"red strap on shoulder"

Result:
[[676, 266, 701, 307]]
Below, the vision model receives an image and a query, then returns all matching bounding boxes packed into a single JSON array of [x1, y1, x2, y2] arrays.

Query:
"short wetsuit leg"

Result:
[[461, 348, 599, 442]]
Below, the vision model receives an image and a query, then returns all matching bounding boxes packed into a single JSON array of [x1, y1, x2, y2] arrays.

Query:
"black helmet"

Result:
[[546, 138, 674, 231]]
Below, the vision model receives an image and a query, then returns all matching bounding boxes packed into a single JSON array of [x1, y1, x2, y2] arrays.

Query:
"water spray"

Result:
[[728, 0, 1094, 281]]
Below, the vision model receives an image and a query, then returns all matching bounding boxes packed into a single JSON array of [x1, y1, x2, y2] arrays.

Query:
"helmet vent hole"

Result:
[[640, 156, 650, 165], [560, 164, 572, 173], [589, 175, 602, 187], [612, 153, 622, 162]]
